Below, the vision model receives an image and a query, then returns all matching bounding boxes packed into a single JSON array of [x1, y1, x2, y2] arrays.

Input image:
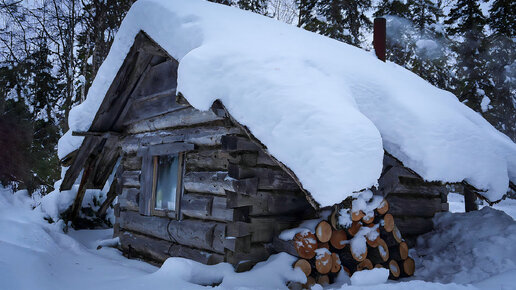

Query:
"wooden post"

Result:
[[464, 186, 478, 212], [70, 159, 94, 225], [373, 18, 387, 62]]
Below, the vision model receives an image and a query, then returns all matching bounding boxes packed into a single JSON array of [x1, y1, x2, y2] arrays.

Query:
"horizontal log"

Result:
[[118, 211, 225, 253], [183, 172, 257, 196], [228, 165, 299, 191], [126, 107, 225, 134], [386, 196, 442, 217], [122, 90, 184, 126], [119, 188, 139, 211], [123, 154, 142, 171], [121, 170, 140, 188], [180, 193, 212, 220], [185, 149, 229, 172], [120, 230, 224, 265], [247, 216, 300, 243], [226, 245, 271, 270], [390, 183, 445, 197], [221, 135, 261, 152], [226, 191, 311, 216], [393, 216, 433, 236]]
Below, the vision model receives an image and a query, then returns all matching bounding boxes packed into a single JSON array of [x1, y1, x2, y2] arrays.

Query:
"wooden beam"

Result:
[[70, 158, 95, 225], [72, 131, 121, 137]]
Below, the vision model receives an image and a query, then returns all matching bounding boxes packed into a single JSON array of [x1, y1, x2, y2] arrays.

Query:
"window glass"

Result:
[[154, 154, 179, 211]]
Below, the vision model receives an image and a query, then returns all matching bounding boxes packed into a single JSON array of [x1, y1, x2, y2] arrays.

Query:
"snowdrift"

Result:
[[59, 0, 516, 206]]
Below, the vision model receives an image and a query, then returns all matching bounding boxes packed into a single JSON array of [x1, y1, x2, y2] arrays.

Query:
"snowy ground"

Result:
[[1, 187, 515, 290]]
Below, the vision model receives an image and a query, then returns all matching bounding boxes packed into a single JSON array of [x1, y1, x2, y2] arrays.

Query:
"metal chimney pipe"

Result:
[[373, 18, 386, 62]]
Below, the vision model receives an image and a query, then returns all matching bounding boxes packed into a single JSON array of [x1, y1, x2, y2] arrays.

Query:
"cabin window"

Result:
[[138, 143, 193, 218], [152, 154, 182, 212]]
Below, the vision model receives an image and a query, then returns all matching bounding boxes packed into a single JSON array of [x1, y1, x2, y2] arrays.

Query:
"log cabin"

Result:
[[58, 0, 516, 274]]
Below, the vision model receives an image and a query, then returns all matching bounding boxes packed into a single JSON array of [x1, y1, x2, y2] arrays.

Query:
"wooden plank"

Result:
[[393, 216, 433, 236], [90, 137, 120, 189], [121, 170, 141, 188], [226, 245, 271, 270], [133, 59, 178, 97], [247, 216, 300, 243], [139, 150, 153, 215], [386, 196, 442, 217], [122, 90, 184, 126], [126, 107, 224, 134], [119, 211, 226, 253], [121, 126, 242, 153], [60, 136, 103, 190], [147, 142, 194, 156]]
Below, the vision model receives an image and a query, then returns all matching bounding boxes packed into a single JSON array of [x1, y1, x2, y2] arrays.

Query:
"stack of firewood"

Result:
[[276, 195, 415, 289]]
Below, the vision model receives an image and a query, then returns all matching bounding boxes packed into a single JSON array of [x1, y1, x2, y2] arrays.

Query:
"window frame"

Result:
[[149, 153, 184, 217], [137, 142, 193, 219]]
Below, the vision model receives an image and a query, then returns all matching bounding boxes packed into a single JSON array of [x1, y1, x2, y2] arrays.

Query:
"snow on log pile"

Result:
[[58, 0, 516, 208], [276, 191, 415, 288]]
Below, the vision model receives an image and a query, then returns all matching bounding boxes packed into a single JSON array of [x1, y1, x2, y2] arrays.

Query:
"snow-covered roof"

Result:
[[58, 0, 516, 206]]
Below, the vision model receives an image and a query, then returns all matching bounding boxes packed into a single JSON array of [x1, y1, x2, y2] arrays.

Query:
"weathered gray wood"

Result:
[[139, 149, 153, 215], [120, 230, 170, 263], [180, 193, 213, 219], [121, 170, 140, 188], [90, 137, 120, 189], [120, 230, 225, 265], [126, 107, 224, 134], [97, 177, 119, 218], [248, 217, 300, 243], [389, 183, 444, 197], [119, 188, 139, 211], [386, 196, 442, 217], [60, 136, 103, 190], [222, 135, 261, 152], [393, 216, 433, 236], [224, 235, 251, 253], [226, 245, 271, 270], [122, 90, 184, 126], [146, 142, 194, 156], [70, 158, 95, 223], [119, 211, 226, 253], [123, 154, 141, 171], [271, 236, 299, 257], [121, 126, 242, 153], [183, 172, 257, 196], [227, 190, 311, 216], [185, 149, 229, 172], [133, 59, 178, 97]]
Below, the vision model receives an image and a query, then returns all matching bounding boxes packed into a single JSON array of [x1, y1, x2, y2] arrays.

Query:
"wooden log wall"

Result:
[[114, 75, 315, 269], [372, 153, 449, 246]]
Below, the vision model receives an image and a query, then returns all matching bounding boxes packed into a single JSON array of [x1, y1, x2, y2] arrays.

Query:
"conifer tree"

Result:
[[445, 0, 487, 112], [238, 0, 268, 15]]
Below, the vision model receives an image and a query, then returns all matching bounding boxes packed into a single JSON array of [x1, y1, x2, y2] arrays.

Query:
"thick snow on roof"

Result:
[[59, 0, 516, 206]]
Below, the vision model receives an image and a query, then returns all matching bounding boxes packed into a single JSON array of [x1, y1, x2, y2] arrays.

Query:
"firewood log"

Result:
[[389, 241, 408, 261], [351, 210, 365, 222], [315, 248, 332, 274], [338, 249, 359, 272], [329, 230, 347, 250], [376, 199, 389, 215], [318, 242, 329, 250], [362, 213, 375, 224], [381, 226, 403, 247], [316, 274, 330, 286], [293, 231, 318, 259], [303, 276, 316, 288], [315, 221, 332, 243], [367, 238, 389, 264], [350, 241, 368, 262], [382, 214, 395, 232], [294, 259, 312, 277], [330, 253, 341, 273], [386, 259, 401, 279], [347, 221, 362, 237], [401, 257, 415, 277], [356, 259, 373, 271]]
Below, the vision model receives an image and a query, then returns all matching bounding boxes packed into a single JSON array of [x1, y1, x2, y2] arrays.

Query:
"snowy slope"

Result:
[[60, 0, 516, 206]]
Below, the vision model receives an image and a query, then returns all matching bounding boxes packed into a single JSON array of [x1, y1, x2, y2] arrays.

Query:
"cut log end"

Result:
[[392, 226, 403, 243], [293, 259, 311, 277], [383, 214, 395, 232], [351, 245, 368, 262], [331, 253, 341, 273], [378, 239, 390, 262], [294, 231, 318, 259], [317, 275, 330, 286], [348, 221, 362, 237], [315, 250, 333, 275], [388, 260, 400, 278], [362, 214, 374, 224], [316, 221, 332, 243], [356, 259, 373, 271], [329, 230, 347, 250], [351, 210, 365, 222], [399, 242, 409, 260], [403, 257, 415, 276], [376, 199, 389, 215]]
